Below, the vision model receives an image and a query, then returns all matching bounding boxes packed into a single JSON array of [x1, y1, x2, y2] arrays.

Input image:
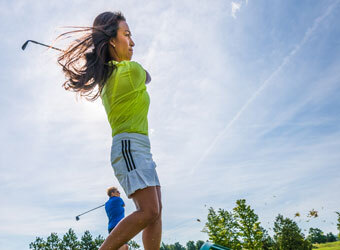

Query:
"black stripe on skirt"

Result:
[[121, 140, 131, 172]]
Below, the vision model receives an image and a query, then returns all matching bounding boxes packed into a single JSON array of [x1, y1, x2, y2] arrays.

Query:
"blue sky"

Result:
[[1, 0, 340, 249]]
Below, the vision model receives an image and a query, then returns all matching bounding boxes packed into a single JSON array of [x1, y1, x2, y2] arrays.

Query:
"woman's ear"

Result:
[[109, 38, 116, 48]]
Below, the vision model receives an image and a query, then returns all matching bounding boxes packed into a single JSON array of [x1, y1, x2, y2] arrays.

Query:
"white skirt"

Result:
[[110, 133, 160, 198]]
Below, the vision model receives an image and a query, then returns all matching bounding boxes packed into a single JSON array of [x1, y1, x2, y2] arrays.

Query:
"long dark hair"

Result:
[[57, 11, 125, 100]]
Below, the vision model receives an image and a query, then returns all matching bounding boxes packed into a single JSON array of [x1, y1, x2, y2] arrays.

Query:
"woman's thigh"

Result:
[[131, 186, 161, 213]]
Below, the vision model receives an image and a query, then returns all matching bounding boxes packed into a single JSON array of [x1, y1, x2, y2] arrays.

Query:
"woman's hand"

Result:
[[145, 70, 151, 84]]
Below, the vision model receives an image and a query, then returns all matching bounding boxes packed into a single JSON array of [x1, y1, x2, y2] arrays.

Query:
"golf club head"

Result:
[[21, 40, 31, 50], [76, 216, 80, 221]]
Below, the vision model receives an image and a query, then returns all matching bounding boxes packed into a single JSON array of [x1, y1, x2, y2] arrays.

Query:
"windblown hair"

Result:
[[57, 11, 126, 100]]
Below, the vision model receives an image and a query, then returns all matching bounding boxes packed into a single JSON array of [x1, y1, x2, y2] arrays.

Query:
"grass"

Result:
[[313, 241, 340, 250]]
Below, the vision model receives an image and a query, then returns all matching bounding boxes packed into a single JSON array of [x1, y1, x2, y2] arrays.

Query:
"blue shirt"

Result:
[[105, 196, 125, 230]]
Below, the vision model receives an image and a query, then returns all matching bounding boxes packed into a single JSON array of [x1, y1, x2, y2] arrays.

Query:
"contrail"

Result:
[[190, 1, 339, 175]]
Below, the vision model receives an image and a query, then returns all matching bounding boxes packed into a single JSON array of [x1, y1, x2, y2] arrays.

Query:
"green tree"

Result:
[[203, 199, 266, 249], [233, 199, 263, 249], [29, 237, 47, 250], [161, 240, 205, 250], [173, 242, 186, 250], [195, 240, 205, 249], [29, 228, 104, 250], [160, 242, 185, 250], [203, 207, 241, 249], [80, 230, 96, 249], [93, 235, 105, 248], [128, 240, 141, 249], [186, 240, 196, 250], [307, 228, 326, 244], [336, 211, 340, 238], [46, 233, 61, 249], [160, 242, 169, 250], [60, 228, 79, 249], [326, 232, 337, 242], [261, 228, 275, 250], [273, 214, 312, 250]]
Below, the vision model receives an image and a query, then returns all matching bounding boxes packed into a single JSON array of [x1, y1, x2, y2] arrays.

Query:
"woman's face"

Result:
[[110, 21, 135, 61]]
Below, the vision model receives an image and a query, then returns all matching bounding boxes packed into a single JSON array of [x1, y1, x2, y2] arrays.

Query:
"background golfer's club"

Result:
[[75, 204, 105, 221]]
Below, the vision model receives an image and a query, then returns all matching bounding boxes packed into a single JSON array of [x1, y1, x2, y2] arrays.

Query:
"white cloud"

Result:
[[231, 1, 242, 19], [231, 0, 250, 19]]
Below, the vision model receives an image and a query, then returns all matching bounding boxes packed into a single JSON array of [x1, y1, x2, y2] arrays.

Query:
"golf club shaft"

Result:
[[76, 204, 105, 217], [22, 40, 63, 51]]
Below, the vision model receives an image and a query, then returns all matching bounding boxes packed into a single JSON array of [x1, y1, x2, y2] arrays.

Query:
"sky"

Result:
[[1, 0, 340, 249]]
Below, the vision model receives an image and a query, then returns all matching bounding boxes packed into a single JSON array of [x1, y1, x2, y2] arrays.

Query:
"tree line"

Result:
[[203, 199, 339, 249], [29, 199, 340, 249]]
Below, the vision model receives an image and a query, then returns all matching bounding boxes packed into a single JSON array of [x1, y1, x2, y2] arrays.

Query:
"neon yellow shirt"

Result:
[[101, 60, 149, 137]]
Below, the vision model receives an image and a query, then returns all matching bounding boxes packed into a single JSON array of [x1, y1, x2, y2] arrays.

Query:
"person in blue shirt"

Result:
[[105, 187, 128, 250], [105, 187, 125, 233]]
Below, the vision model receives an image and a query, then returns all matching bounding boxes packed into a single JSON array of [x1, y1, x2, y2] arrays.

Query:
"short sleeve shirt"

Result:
[[101, 60, 150, 137], [105, 196, 125, 230]]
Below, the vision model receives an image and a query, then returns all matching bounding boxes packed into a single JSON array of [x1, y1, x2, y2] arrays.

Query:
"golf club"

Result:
[[21, 40, 63, 51], [75, 204, 105, 221]]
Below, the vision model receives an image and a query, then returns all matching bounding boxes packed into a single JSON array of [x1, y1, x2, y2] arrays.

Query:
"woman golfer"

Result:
[[58, 11, 162, 250]]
